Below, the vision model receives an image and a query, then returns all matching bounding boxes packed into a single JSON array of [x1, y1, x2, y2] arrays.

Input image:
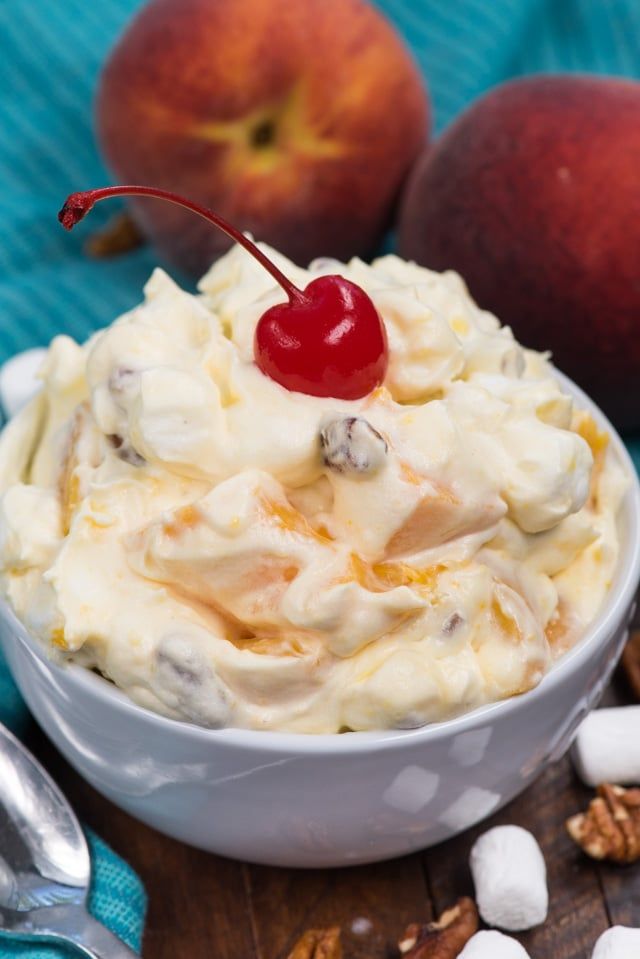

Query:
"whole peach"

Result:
[[399, 75, 640, 431], [97, 0, 428, 275]]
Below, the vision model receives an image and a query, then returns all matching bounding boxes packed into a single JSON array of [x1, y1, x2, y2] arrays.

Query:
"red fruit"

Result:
[[255, 275, 387, 399], [58, 185, 388, 400], [95, 0, 429, 275], [398, 75, 640, 431]]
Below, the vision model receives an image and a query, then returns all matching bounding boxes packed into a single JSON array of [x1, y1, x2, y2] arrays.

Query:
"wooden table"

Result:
[[26, 598, 640, 959]]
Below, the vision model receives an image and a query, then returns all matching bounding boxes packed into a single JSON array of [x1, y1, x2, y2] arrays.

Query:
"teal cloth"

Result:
[[0, 2, 638, 953], [0, 651, 28, 739]]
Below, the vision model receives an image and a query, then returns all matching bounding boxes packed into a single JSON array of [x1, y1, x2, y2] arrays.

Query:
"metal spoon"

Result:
[[0, 721, 139, 957]]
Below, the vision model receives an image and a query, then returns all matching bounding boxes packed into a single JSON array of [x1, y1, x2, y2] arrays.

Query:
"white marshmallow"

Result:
[[0, 348, 46, 419], [458, 930, 531, 958], [592, 926, 640, 958], [572, 707, 640, 786], [470, 825, 548, 931]]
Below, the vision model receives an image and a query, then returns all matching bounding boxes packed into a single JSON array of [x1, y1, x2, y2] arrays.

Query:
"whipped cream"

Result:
[[0, 244, 627, 732]]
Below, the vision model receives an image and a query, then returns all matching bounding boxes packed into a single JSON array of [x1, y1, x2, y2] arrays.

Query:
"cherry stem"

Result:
[[58, 185, 306, 303]]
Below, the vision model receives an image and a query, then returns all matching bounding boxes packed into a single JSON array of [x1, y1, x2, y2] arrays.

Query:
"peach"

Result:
[[97, 0, 429, 274], [398, 75, 640, 430]]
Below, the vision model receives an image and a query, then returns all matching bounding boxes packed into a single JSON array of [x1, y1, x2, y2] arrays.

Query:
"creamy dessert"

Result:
[[0, 243, 627, 732]]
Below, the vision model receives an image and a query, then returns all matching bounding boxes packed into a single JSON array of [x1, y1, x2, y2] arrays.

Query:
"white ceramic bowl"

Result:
[[1, 373, 639, 867]]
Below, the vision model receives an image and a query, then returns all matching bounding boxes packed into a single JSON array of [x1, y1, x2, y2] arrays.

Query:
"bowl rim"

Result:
[[4, 368, 640, 756]]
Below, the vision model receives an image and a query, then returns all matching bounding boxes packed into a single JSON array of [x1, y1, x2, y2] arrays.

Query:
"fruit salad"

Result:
[[0, 243, 626, 732]]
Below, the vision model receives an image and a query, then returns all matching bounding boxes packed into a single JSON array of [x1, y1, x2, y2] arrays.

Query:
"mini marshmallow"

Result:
[[0, 348, 46, 419], [470, 825, 548, 931], [458, 930, 531, 958], [592, 925, 640, 958], [572, 706, 640, 786]]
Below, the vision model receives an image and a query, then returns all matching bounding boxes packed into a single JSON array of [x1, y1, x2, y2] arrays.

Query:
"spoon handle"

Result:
[[2, 907, 140, 958], [35, 907, 140, 959], [65, 911, 140, 959]]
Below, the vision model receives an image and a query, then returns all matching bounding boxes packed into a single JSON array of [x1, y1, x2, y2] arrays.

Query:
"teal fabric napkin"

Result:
[[0, 2, 638, 953], [0, 650, 28, 739]]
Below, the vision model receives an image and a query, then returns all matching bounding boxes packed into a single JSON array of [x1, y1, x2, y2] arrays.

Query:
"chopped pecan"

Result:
[[566, 783, 640, 863], [621, 629, 640, 700], [286, 927, 342, 959], [398, 897, 478, 958]]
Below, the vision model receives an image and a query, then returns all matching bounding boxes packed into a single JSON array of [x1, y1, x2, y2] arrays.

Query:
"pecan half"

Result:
[[286, 927, 342, 959], [621, 629, 640, 700], [566, 783, 640, 863], [398, 897, 478, 958]]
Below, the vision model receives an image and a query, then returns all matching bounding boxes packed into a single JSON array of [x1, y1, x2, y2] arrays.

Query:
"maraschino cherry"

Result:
[[58, 185, 388, 400]]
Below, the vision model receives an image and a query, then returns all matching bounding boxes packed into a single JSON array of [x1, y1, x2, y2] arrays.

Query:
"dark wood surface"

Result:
[[25, 596, 640, 959]]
